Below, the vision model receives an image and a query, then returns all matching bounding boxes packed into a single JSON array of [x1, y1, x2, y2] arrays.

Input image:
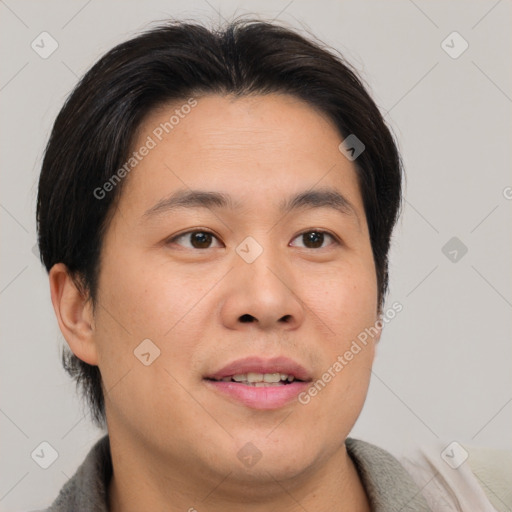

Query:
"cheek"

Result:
[[95, 256, 215, 373], [307, 261, 379, 340], [301, 257, 378, 401], [98, 254, 187, 334], [94, 263, 209, 419]]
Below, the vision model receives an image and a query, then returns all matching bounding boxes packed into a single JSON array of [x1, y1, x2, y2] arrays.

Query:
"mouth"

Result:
[[203, 356, 312, 410], [205, 372, 303, 386]]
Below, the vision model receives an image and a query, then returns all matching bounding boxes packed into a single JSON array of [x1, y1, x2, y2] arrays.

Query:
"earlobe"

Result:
[[49, 263, 99, 366]]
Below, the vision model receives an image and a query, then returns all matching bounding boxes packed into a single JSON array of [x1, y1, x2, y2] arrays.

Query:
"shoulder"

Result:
[[346, 437, 432, 511], [43, 434, 112, 512]]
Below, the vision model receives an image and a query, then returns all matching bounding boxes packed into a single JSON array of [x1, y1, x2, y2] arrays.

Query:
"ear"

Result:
[[49, 263, 99, 366], [374, 316, 383, 344], [372, 310, 384, 349]]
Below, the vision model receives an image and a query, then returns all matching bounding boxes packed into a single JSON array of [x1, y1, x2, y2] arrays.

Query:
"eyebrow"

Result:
[[142, 187, 359, 225]]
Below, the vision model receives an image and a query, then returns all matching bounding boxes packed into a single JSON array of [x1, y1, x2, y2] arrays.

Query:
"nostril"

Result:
[[239, 314, 254, 323]]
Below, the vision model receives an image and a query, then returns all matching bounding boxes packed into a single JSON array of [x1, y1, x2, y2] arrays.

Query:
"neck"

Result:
[[107, 433, 371, 512]]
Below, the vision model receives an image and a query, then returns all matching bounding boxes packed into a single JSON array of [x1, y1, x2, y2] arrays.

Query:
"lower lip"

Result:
[[204, 380, 310, 410]]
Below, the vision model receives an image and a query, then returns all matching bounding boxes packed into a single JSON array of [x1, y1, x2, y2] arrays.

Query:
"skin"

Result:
[[49, 93, 381, 512]]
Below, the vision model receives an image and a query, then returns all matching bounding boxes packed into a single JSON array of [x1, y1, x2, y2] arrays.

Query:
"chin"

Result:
[[225, 434, 321, 482]]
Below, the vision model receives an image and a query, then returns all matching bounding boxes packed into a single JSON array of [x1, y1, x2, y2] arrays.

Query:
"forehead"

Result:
[[116, 93, 365, 223], [139, 93, 340, 153]]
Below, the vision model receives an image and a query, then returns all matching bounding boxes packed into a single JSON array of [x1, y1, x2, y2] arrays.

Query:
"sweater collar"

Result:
[[345, 437, 431, 511]]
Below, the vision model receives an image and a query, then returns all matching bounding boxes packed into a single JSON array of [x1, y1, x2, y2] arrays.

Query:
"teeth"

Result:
[[222, 373, 296, 384]]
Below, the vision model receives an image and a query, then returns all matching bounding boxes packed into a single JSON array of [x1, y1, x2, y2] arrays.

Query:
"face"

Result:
[[91, 93, 380, 488]]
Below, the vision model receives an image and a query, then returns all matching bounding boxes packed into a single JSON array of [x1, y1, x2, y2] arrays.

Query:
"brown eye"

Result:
[[169, 230, 222, 249], [291, 230, 337, 249]]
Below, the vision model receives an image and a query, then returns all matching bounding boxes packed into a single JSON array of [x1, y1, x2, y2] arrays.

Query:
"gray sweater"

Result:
[[43, 435, 431, 511]]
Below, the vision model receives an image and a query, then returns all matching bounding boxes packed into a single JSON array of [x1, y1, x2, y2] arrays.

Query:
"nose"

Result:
[[219, 242, 306, 332]]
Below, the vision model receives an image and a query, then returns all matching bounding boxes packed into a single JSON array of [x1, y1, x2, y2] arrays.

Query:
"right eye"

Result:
[[167, 230, 224, 250]]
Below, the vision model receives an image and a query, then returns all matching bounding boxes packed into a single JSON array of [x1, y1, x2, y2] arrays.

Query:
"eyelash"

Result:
[[167, 229, 340, 250]]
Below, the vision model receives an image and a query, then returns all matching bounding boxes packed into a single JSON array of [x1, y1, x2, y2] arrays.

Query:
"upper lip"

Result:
[[205, 356, 312, 381]]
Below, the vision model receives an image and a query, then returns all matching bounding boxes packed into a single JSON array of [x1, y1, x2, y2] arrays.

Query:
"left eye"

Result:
[[290, 230, 337, 249], [168, 230, 337, 250]]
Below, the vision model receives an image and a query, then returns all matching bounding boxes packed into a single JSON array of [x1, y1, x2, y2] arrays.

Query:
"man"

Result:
[[36, 17, 433, 511]]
